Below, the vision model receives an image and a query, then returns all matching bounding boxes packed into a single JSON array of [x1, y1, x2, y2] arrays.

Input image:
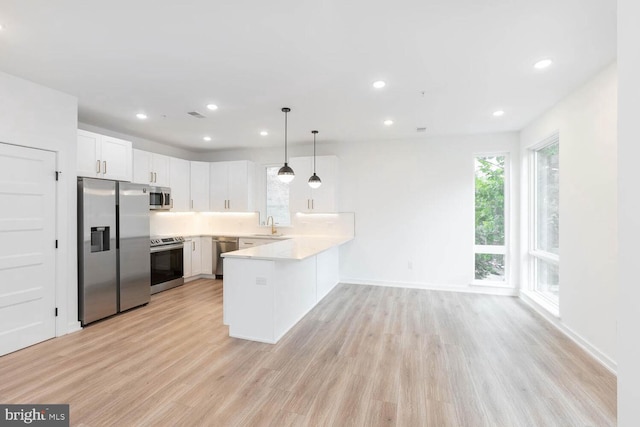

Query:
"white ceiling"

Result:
[[0, 0, 616, 152]]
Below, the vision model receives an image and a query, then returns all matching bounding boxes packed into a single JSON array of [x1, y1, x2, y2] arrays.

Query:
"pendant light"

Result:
[[277, 107, 295, 183], [308, 130, 322, 189]]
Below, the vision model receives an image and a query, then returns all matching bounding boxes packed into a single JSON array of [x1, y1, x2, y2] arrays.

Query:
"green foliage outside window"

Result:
[[475, 156, 505, 279]]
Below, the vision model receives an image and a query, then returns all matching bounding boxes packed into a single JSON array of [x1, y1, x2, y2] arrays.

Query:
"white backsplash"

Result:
[[150, 211, 354, 238], [291, 212, 355, 237]]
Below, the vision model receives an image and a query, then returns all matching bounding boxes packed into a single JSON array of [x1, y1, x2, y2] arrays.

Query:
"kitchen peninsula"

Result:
[[222, 234, 353, 344]]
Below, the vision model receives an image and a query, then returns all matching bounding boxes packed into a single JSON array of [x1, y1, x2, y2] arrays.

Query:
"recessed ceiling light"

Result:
[[136, 113, 148, 120], [383, 119, 394, 126], [203, 136, 212, 141], [260, 131, 268, 136], [206, 104, 218, 111], [493, 110, 505, 117], [534, 59, 553, 70], [373, 80, 386, 89]]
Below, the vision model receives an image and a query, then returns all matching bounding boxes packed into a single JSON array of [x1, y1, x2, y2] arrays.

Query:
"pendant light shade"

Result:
[[278, 107, 295, 183], [308, 130, 322, 189], [308, 173, 322, 189]]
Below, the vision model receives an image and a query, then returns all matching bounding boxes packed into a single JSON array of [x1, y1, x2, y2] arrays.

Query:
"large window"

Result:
[[474, 154, 509, 284], [530, 137, 559, 304], [265, 165, 291, 225]]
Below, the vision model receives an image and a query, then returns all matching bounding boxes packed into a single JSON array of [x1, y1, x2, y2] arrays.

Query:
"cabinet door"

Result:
[[132, 149, 152, 184], [77, 130, 101, 178], [101, 136, 132, 181], [227, 160, 253, 211], [201, 236, 213, 275], [169, 157, 190, 211], [209, 162, 228, 211], [183, 239, 193, 278], [190, 161, 210, 211], [152, 154, 171, 187], [288, 157, 312, 213], [191, 237, 202, 276], [310, 155, 338, 212]]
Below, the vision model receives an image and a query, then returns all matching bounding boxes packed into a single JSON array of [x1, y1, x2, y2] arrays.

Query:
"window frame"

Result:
[[472, 152, 512, 287], [527, 133, 560, 309]]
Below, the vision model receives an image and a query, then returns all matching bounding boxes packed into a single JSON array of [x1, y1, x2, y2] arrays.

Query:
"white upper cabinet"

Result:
[[77, 130, 132, 182], [209, 160, 255, 212], [209, 162, 228, 211], [133, 149, 170, 187], [132, 149, 151, 185], [289, 155, 338, 213], [169, 157, 190, 211], [190, 161, 210, 211]]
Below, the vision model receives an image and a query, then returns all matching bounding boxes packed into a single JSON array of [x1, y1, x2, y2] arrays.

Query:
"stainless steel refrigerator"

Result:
[[78, 178, 150, 325]]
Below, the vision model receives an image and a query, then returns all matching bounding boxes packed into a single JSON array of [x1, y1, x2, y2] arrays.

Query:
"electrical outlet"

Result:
[[256, 277, 267, 286]]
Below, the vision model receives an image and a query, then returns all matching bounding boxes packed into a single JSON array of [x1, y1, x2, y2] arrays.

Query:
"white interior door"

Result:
[[0, 143, 56, 356]]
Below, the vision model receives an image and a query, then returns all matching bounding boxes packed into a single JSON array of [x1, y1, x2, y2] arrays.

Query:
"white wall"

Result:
[[330, 134, 520, 293], [205, 133, 520, 294], [519, 63, 617, 370], [0, 71, 79, 334], [618, 0, 640, 423]]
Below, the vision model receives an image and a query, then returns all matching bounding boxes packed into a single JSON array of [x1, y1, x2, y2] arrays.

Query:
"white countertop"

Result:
[[221, 235, 353, 261]]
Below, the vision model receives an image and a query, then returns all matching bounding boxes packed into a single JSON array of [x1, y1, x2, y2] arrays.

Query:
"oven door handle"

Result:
[[150, 243, 184, 253]]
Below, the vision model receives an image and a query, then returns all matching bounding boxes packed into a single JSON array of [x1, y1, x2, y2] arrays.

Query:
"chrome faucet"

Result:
[[266, 216, 277, 235]]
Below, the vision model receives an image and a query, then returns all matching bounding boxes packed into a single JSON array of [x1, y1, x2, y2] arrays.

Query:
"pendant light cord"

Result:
[[284, 111, 288, 163], [313, 132, 317, 173]]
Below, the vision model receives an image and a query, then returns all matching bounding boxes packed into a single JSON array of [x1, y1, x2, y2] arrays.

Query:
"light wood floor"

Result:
[[0, 279, 616, 426]]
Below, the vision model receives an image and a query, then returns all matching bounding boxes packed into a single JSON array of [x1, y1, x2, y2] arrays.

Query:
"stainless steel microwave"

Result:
[[149, 186, 171, 210]]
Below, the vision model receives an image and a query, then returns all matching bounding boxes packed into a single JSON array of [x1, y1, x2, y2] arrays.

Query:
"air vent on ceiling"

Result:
[[187, 111, 206, 119], [416, 127, 427, 132]]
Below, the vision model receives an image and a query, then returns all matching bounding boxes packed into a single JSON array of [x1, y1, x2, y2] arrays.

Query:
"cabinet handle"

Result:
[[192, 241, 195, 251], [191, 200, 194, 209], [312, 199, 314, 210], [154, 172, 157, 183], [103, 161, 107, 174], [171, 198, 174, 208], [96, 160, 101, 173], [227, 200, 230, 210], [150, 172, 154, 183]]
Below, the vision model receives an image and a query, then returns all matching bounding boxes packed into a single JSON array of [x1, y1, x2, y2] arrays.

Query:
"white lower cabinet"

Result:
[[184, 236, 213, 280], [201, 236, 213, 275], [238, 237, 274, 249], [183, 237, 201, 279], [191, 237, 202, 276], [183, 238, 192, 278]]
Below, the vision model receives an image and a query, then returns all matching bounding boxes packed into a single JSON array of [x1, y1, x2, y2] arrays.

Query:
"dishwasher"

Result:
[[212, 236, 239, 277]]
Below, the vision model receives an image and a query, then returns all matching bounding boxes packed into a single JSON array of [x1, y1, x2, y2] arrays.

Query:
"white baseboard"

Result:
[[64, 321, 83, 335], [340, 277, 518, 296], [185, 274, 217, 283], [519, 291, 617, 375]]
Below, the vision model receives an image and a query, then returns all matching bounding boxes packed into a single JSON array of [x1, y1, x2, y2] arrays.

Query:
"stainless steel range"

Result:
[[150, 236, 185, 294]]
